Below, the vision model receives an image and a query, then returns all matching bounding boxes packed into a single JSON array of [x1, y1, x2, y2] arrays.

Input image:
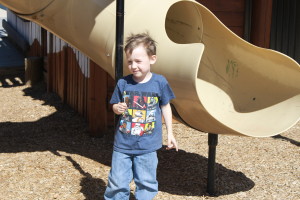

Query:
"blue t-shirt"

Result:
[[110, 73, 175, 154]]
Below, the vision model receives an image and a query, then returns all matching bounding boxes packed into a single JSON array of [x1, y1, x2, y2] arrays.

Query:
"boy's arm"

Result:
[[161, 103, 178, 151]]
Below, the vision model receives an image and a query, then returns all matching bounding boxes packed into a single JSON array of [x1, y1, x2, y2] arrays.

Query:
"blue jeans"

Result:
[[104, 150, 158, 200]]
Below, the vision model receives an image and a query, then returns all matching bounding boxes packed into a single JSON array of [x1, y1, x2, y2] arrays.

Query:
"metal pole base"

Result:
[[207, 133, 218, 196]]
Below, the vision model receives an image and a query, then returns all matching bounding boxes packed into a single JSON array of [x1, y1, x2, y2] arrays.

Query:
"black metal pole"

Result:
[[115, 0, 124, 82], [207, 133, 218, 195], [114, 0, 124, 128]]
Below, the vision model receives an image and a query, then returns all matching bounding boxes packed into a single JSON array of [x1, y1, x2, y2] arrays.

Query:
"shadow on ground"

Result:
[[0, 70, 24, 87], [0, 81, 256, 199], [272, 135, 300, 147]]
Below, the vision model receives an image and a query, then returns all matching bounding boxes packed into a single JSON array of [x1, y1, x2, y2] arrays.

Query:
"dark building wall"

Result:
[[196, 0, 246, 38], [270, 0, 300, 63]]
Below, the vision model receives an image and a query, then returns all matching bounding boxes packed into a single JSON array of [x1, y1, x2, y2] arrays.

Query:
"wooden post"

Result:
[[250, 0, 273, 48], [25, 57, 43, 86], [88, 61, 109, 137]]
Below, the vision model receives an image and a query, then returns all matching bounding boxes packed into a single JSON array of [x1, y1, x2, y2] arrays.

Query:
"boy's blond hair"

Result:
[[124, 32, 157, 56]]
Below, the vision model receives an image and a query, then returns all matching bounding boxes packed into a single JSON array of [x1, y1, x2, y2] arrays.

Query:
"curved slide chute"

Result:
[[1, 0, 299, 137]]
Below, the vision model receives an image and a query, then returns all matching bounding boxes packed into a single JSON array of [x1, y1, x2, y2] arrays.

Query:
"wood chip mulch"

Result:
[[0, 73, 299, 200]]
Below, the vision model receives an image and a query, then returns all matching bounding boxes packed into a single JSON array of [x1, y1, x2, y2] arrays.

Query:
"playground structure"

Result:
[[1, 0, 299, 137]]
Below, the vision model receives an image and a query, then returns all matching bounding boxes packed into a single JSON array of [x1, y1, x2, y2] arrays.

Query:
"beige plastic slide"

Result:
[[1, 0, 299, 137]]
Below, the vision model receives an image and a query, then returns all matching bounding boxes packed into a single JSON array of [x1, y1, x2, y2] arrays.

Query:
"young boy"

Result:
[[104, 33, 178, 200]]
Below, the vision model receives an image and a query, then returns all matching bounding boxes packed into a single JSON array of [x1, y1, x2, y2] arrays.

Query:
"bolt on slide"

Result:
[[1, 0, 299, 137]]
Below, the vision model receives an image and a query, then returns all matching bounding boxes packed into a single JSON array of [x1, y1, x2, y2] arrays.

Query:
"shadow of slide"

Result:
[[272, 135, 300, 147], [158, 148, 254, 197]]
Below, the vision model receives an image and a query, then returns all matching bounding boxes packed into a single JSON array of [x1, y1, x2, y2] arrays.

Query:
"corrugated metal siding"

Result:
[[47, 33, 90, 79], [270, 0, 300, 63], [7, 10, 42, 46]]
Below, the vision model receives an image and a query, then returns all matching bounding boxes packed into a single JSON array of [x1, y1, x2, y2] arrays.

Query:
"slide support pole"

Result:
[[207, 133, 218, 195], [114, 0, 124, 127], [115, 0, 124, 82]]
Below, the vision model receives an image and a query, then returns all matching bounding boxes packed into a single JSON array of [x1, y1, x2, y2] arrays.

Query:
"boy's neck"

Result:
[[133, 72, 152, 83]]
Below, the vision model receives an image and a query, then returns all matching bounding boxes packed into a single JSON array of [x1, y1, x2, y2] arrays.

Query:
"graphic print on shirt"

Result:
[[119, 90, 158, 136]]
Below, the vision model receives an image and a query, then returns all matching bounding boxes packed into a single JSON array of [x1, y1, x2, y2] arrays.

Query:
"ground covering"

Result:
[[0, 73, 299, 200]]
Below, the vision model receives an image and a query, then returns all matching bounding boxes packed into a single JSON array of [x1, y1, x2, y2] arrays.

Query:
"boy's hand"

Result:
[[113, 102, 128, 115], [166, 134, 178, 151]]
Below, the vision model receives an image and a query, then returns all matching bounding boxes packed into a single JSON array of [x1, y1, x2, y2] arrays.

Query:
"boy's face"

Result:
[[126, 44, 156, 82]]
